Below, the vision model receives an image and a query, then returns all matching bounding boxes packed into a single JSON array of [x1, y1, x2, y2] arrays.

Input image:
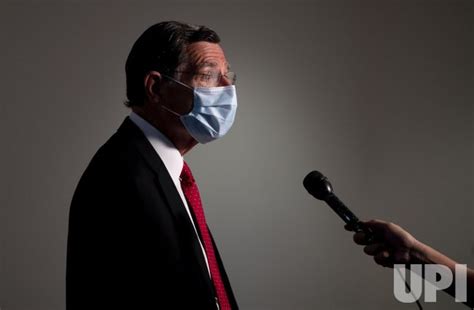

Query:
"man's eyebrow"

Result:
[[196, 61, 218, 68]]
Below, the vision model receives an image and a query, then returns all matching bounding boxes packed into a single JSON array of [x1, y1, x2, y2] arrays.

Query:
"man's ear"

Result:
[[144, 71, 162, 103]]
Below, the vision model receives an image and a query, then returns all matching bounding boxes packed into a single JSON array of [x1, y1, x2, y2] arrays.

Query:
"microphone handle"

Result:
[[325, 194, 374, 240], [325, 194, 360, 225]]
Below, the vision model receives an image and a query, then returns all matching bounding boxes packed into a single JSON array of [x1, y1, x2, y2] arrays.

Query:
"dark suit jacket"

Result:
[[66, 117, 238, 310]]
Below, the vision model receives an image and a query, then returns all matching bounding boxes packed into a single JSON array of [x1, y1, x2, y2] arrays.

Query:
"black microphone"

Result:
[[303, 171, 424, 310], [303, 170, 373, 240]]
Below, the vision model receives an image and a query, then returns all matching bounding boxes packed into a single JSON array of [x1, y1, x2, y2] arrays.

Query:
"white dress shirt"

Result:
[[129, 112, 211, 277]]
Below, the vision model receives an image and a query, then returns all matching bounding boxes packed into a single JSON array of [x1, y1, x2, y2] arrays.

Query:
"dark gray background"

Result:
[[1, 1, 473, 309]]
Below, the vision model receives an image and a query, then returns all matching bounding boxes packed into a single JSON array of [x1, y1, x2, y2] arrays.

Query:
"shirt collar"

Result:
[[129, 111, 183, 183]]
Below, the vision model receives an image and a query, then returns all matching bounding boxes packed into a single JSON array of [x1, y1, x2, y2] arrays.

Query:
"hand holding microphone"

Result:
[[303, 170, 473, 308], [303, 170, 419, 267], [344, 219, 420, 267]]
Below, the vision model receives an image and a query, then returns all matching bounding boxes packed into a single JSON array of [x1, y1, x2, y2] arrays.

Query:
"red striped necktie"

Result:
[[180, 161, 231, 310]]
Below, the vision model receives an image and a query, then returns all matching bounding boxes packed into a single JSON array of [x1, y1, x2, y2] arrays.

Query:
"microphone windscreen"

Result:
[[303, 170, 332, 200]]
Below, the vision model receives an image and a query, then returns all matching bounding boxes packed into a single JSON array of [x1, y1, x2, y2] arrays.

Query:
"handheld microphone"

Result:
[[303, 171, 423, 310], [303, 170, 373, 240]]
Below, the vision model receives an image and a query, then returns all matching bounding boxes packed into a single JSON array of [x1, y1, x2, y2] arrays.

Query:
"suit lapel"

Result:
[[117, 117, 215, 299]]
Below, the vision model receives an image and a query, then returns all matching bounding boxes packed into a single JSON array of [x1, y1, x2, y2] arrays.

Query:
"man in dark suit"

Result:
[[66, 21, 238, 310]]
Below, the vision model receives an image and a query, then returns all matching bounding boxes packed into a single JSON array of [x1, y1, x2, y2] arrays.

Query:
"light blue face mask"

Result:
[[161, 76, 238, 144]]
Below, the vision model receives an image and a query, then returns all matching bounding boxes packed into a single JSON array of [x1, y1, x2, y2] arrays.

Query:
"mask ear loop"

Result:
[[160, 104, 182, 117], [161, 74, 194, 91], [160, 74, 194, 117]]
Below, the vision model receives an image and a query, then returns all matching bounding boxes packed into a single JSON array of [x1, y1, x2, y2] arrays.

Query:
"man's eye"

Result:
[[199, 73, 213, 81]]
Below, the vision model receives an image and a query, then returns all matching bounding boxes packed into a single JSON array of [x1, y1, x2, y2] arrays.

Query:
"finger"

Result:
[[374, 250, 392, 268], [363, 243, 385, 256], [393, 250, 411, 264], [353, 232, 371, 245], [344, 224, 353, 231]]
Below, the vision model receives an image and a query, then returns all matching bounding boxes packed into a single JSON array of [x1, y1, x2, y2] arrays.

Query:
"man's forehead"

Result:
[[185, 42, 229, 70]]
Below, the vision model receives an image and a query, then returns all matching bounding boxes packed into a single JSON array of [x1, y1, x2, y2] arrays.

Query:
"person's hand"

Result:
[[345, 219, 420, 268]]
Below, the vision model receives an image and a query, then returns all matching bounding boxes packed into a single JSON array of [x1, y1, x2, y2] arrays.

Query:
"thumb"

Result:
[[362, 219, 390, 233]]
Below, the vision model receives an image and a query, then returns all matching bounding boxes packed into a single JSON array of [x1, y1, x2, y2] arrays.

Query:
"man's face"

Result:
[[161, 41, 231, 115], [180, 41, 231, 88]]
